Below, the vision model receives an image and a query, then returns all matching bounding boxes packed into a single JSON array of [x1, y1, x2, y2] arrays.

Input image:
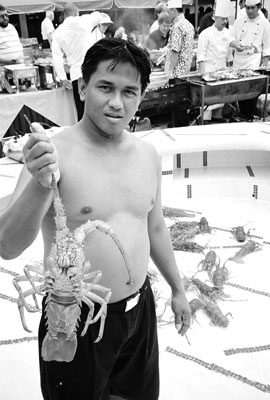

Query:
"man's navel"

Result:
[[80, 205, 92, 215]]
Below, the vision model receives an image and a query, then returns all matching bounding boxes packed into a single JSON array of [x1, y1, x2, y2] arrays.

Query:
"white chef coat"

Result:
[[52, 12, 101, 82], [197, 25, 233, 72], [231, 13, 270, 69]]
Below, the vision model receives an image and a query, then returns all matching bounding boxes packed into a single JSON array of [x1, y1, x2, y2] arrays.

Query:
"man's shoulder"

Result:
[[131, 133, 159, 158], [3, 24, 17, 34]]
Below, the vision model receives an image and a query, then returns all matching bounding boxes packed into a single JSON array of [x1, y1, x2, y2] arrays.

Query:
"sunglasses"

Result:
[[0, 13, 9, 19]]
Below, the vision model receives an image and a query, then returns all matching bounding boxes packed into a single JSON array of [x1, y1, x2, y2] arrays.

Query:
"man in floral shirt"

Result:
[[165, 0, 194, 78]]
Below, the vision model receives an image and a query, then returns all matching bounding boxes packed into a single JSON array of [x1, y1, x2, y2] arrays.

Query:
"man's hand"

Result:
[[23, 122, 60, 189], [171, 292, 191, 336], [61, 79, 72, 90]]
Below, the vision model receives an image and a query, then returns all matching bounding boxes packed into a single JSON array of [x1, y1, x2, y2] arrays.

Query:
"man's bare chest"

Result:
[[59, 154, 157, 223]]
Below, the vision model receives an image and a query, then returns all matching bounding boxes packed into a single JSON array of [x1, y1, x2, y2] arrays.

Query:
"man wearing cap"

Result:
[[165, 0, 194, 78], [88, 13, 114, 48], [52, 3, 101, 120], [230, 0, 270, 119]]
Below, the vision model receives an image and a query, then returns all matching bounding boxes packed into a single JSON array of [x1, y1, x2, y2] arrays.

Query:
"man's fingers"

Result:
[[31, 122, 46, 134], [175, 312, 191, 336]]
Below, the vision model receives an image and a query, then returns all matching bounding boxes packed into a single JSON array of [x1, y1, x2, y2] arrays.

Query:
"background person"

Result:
[[0, 4, 23, 64], [230, 0, 270, 119], [41, 11, 55, 49], [146, 11, 171, 51], [0, 37, 191, 400], [197, 0, 242, 121], [165, 0, 194, 78], [149, 1, 169, 34], [89, 13, 114, 47], [52, 3, 100, 121], [197, 0, 241, 74], [197, 2, 214, 34]]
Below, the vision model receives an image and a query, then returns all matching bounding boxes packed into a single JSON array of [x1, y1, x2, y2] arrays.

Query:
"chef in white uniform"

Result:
[[231, 0, 270, 70], [230, 0, 270, 119], [196, 0, 241, 121], [197, 0, 240, 74]]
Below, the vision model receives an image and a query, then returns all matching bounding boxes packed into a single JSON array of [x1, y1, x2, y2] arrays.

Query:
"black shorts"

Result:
[[39, 276, 159, 400]]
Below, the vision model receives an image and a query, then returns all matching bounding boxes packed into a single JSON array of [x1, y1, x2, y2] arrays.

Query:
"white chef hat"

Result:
[[246, 0, 259, 5], [167, 0, 182, 8], [215, 0, 230, 17]]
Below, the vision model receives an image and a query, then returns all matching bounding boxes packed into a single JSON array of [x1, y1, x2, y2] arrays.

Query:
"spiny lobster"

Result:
[[13, 175, 133, 362], [228, 240, 262, 263]]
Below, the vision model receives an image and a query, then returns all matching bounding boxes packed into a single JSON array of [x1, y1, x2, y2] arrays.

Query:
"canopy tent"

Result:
[[3, 0, 193, 14], [2, 0, 113, 14]]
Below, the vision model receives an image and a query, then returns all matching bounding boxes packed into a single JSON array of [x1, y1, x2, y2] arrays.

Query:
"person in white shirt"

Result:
[[237, 0, 263, 19], [197, 0, 242, 74], [230, 0, 270, 119], [52, 3, 101, 120], [0, 4, 23, 64], [197, 0, 242, 121], [41, 11, 55, 49]]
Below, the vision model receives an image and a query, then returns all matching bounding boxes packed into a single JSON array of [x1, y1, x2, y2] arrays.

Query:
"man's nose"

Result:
[[108, 92, 123, 109]]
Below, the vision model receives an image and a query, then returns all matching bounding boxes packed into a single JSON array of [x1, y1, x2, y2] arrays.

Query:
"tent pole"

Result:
[[194, 0, 198, 32]]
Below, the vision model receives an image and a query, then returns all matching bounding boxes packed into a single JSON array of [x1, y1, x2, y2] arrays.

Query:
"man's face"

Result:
[[99, 23, 110, 34], [245, 4, 259, 19], [214, 16, 228, 30], [159, 21, 170, 36], [0, 10, 9, 28], [80, 59, 144, 138]]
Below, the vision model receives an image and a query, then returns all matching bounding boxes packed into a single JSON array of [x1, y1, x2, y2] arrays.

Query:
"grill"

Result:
[[139, 78, 191, 117]]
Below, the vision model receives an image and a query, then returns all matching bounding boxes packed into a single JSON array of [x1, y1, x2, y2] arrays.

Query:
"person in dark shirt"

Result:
[[197, 8, 214, 34], [146, 12, 171, 50], [198, 2, 229, 35], [198, 6, 205, 26]]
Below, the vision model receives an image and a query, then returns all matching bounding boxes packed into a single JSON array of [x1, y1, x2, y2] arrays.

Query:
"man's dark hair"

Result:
[[81, 38, 151, 93], [0, 4, 7, 12]]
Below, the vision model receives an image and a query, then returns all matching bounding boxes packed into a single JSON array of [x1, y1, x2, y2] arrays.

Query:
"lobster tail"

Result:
[[41, 332, 77, 362]]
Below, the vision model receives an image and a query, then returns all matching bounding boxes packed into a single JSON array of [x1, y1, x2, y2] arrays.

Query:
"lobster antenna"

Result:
[[51, 174, 69, 237]]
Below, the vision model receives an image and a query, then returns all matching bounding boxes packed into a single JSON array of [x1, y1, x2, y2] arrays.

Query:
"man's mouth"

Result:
[[105, 113, 123, 119]]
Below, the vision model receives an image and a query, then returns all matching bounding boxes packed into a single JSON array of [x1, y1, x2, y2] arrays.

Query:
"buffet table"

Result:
[[0, 87, 77, 139]]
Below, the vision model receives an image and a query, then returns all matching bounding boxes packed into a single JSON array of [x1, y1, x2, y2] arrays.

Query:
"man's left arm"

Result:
[[148, 153, 191, 336]]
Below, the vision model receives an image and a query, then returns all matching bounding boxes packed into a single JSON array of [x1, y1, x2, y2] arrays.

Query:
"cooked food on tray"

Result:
[[202, 68, 259, 82]]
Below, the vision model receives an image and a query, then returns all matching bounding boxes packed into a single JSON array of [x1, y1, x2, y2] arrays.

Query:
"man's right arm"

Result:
[[0, 171, 53, 259], [0, 124, 60, 260]]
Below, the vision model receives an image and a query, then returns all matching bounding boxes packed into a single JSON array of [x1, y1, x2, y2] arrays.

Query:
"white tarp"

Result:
[[3, 0, 193, 14], [2, 0, 113, 14], [115, 0, 193, 7]]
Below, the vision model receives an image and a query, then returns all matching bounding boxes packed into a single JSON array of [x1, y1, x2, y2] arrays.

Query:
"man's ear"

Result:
[[78, 77, 87, 101]]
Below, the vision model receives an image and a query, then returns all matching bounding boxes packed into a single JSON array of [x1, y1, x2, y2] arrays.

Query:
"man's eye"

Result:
[[125, 90, 136, 96], [99, 86, 111, 91]]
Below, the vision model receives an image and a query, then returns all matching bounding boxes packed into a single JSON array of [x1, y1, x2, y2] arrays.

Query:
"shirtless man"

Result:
[[0, 38, 191, 400]]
